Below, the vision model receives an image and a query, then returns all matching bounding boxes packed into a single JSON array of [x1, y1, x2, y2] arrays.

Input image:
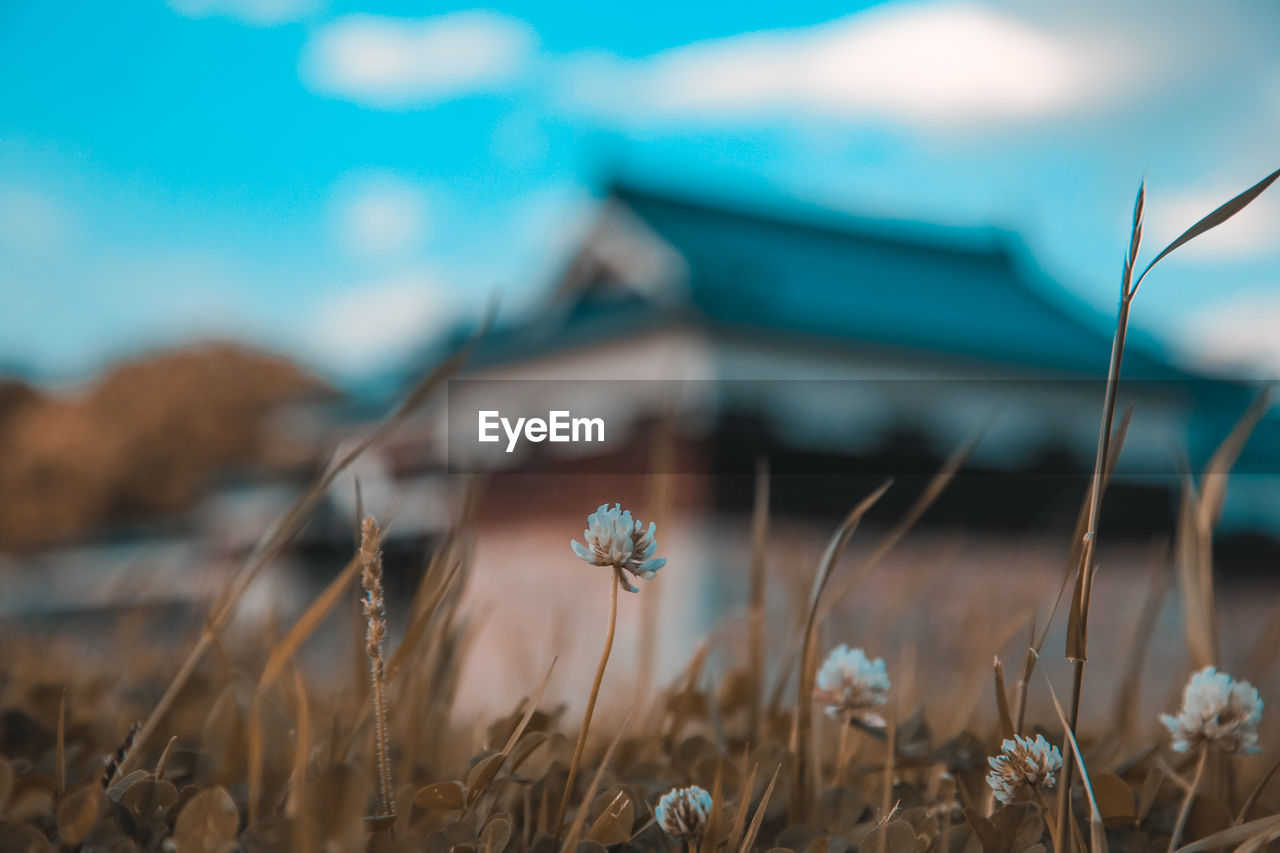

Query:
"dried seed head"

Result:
[[813, 644, 890, 727], [1160, 666, 1263, 754], [985, 734, 1062, 805], [360, 517, 386, 664], [570, 503, 666, 593], [655, 785, 713, 841]]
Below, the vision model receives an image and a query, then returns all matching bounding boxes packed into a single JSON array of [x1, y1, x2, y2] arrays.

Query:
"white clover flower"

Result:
[[655, 785, 713, 841], [570, 503, 666, 592], [813, 644, 890, 727], [1160, 666, 1263, 754], [986, 734, 1063, 805]]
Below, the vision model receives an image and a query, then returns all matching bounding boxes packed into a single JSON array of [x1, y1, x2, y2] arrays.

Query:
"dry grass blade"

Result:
[[258, 551, 364, 691], [699, 758, 725, 853], [287, 668, 310, 815], [289, 668, 313, 853], [881, 709, 896, 824], [1066, 401, 1135, 665], [1133, 167, 1280, 294], [468, 657, 559, 804], [1176, 813, 1280, 853], [638, 396, 677, 700], [115, 334, 479, 776], [559, 707, 633, 853], [154, 735, 177, 780], [1124, 181, 1146, 286], [993, 657, 1014, 741], [213, 338, 475, 633], [386, 555, 463, 683], [747, 456, 770, 744], [792, 479, 892, 815], [823, 434, 981, 617], [1111, 545, 1172, 735], [1199, 388, 1272, 528], [1171, 390, 1272, 669], [1058, 306, 1139, 848], [501, 657, 559, 756], [1174, 479, 1215, 671], [1035, 651, 1105, 853], [1236, 755, 1280, 824], [56, 690, 65, 795], [726, 759, 758, 853], [247, 695, 266, 825], [586, 790, 632, 848], [740, 763, 782, 853], [1044, 405, 1132, 666]]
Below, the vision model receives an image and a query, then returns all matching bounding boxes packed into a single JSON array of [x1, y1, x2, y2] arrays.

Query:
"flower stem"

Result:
[[1168, 749, 1209, 853], [554, 570, 620, 844], [834, 718, 851, 787]]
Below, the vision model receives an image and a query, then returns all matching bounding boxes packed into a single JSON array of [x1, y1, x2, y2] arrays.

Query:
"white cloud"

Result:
[[568, 2, 1124, 128], [168, 0, 319, 26], [306, 271, 460, 375], [332, 175, 431, 258], [0, 187, 72, 256], [1184, 291, 1280, 377], [1147, 183, 1280, 261], [300, 11, 535, 107]]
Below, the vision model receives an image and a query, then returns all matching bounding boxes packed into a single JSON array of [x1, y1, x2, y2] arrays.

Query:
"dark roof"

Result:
[[605, 180, 1183, 378], [453, 179, 1202, 381]]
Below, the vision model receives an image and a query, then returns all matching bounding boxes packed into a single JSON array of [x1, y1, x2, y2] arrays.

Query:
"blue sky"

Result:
[[3, 0, 1280, 384]]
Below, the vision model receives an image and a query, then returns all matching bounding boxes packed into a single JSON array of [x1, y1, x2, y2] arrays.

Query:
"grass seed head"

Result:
[[360, 516, 387, 661]]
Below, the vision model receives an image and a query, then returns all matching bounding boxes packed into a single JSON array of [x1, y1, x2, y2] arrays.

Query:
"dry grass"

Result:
[[2, 174, 1280, 853]]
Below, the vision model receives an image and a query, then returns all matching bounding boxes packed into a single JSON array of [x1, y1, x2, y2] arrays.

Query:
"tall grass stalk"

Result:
[[747, 458, 770, 745], [1058, 167, 1280, 849], [554, 569, 622, 844], [639, 404, 677, 701], [792, 480, 890, 817]]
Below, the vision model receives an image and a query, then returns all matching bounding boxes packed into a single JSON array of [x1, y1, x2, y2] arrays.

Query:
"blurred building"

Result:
[[8, 181, 1278, 639], [434, 180, 1280, 544]]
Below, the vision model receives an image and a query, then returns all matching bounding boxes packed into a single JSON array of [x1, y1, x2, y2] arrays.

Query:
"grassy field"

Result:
[[2, 172, 1280, 853]]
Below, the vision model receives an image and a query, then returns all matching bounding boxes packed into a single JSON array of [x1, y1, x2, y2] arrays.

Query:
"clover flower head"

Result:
[[813, 644, 890, 727], [655, 785, 713, 841], [985, 734, 1063, 805], [570, 503, 666, 592], [1160, 666, 1263, 754]]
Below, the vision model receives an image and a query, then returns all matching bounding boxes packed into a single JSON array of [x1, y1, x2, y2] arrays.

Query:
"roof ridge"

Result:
[[609, 178, 1011, 263]]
